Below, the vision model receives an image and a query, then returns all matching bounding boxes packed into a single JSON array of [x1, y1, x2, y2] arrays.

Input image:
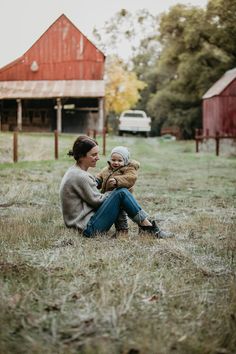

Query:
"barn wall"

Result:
[[0, 15, 105, 81], [0, 14, 105, 133], [203, 96, 236, 135], [219, 97, 236, 134], [203, 97, 221, 135], [203, 75, 236, 136]]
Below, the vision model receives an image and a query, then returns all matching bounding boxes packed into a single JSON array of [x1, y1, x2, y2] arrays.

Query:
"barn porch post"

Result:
[[98, 98, 104, 132], [56, 98, 62, 133], [16, 99, 22, 131]]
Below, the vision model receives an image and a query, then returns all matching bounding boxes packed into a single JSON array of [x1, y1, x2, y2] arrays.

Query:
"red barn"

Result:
[[202, 68, 236, 136], [0, 14, 105, 133]]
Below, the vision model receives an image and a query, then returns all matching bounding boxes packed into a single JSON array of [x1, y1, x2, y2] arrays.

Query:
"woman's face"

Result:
[[81, 145, 100, 169]]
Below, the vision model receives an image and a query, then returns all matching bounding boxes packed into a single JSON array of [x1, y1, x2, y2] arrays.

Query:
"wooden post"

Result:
[[215, 131, 220, 156], [98, 98, 104, 132], [102, 127, 106, 156], [93, 129, 97, 139], [56, 98, 62, 133], [196, 138, 199, 153], [16, 99, 22, 131], [195, 129, 199, 153], [13, 131, 18, 163], [54, 130, 59, 160]]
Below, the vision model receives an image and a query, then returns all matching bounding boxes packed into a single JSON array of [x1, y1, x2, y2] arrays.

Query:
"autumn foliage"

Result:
[[105, 56, 146, 115]]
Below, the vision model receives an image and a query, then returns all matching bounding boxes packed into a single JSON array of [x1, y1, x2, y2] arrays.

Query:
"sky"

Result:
[[0, 0, 208, 68]]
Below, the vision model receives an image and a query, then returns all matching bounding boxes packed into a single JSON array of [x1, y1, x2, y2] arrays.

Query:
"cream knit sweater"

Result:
[[59, 165, 107, 231]]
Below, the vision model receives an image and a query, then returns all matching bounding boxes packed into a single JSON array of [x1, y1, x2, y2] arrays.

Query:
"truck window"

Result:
[[123, 113, 144, 118]]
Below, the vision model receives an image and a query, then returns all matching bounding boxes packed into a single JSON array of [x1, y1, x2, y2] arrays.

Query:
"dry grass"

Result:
[[0, 133, 236, 354]]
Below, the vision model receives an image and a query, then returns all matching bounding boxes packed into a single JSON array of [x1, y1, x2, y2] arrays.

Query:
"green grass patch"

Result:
[[0, 134, 236, 353]]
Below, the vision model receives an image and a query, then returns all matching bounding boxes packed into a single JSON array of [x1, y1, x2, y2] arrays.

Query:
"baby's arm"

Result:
[[113, 167, 138, 189]]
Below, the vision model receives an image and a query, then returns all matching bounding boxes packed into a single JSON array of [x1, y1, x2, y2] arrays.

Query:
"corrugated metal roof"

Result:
[[0, 80, 105, 99], [203, 68, 236, 99]]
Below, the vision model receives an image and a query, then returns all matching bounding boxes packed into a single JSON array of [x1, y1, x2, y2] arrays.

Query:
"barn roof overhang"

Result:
[[202, 67, 236, 99], [0, 80, 105, 99]]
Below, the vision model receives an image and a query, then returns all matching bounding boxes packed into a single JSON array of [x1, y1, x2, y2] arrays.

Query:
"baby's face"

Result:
[[110, 153, 125, 169]]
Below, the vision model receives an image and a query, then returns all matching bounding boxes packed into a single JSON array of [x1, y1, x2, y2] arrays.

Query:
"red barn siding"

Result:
[[202, 69, 236, 136], [220, 96, 236, 134], [0, 14, 105, 81], [203, 96, 236, 135], [203, 97, 221, 135]]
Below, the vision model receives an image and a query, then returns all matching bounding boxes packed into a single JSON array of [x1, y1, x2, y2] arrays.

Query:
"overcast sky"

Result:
[[0, 0, 208, 68]]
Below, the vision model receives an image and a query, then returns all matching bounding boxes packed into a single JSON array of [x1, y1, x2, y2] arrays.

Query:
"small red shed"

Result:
[[202, 68, 236, 136], [0, 14, 105, 133]]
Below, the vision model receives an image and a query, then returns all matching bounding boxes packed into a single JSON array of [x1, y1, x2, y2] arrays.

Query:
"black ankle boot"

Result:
[[140, 220, 173, 239]]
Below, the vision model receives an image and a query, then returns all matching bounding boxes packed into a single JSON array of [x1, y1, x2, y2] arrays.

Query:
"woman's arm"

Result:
[[74, 173, 107, 208]]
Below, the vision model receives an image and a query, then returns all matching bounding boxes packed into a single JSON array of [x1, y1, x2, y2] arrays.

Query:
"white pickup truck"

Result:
[[118, 110, 151, 137]]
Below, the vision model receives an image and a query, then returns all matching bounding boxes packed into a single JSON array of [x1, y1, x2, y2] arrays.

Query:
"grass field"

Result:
[[0, 132, 236, 354]]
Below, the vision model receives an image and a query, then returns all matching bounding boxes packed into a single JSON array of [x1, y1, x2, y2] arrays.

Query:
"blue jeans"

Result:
[[83, 188, 148, 237]]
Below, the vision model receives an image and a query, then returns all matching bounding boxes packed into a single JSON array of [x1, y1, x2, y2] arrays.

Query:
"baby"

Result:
[[96, 146, 140, 235]]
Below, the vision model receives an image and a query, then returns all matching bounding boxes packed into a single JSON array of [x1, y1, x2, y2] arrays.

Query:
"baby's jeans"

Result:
[[115, 209, 128, 231]]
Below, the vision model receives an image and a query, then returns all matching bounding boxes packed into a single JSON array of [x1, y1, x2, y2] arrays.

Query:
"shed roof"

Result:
[[0, 80, 105, 99], [202, 68, 236, 99]]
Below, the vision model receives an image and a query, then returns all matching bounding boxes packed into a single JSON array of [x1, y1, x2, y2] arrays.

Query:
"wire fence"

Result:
[[0, 129, 107, 163], [195, 129, 236, 156]]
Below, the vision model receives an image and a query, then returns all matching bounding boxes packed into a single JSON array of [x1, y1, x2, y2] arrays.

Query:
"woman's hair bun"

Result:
[[68, 135, 98, 161], [67, 150, 74, 157]]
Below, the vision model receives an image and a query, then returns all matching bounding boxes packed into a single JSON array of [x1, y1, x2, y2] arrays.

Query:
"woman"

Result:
[[59, 135, 172, 238]]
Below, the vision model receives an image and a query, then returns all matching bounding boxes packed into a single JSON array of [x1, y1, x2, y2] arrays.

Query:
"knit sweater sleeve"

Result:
[[73, 170, 106, 208], [59, 166, 107, 230]]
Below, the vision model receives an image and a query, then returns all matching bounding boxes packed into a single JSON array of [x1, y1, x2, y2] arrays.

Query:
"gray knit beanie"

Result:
[[110, 146, 130, 165]]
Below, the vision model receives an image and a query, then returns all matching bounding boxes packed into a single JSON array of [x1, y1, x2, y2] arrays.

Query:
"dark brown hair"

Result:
[[68, 135, 98, 161]]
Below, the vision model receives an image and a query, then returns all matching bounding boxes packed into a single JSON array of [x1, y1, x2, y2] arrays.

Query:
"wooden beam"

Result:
[[56, 98, 62, 133], [16, 99, 22, 131]]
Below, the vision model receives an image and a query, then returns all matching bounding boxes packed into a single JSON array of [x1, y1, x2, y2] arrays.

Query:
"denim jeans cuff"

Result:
[[132, 209, 149, 224]]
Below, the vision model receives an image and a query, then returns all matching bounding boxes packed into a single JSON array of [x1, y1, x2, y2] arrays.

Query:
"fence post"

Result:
[[54, 130, 59, 160], [13, 130, 18, 163], [215, 131, 220, 156], [102, 127, 106, 156], [195, 129, 199, 153]]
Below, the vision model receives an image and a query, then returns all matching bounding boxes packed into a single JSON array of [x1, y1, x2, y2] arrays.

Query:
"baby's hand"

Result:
[[107, 178, 117, 189], [108, 178, 116, 186]]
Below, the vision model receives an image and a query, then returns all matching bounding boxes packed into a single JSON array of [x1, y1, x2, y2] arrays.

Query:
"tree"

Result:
[[206, 0, 236, 60], [104, 56, 146, 130], [92, 9, 155, 131], [138, 1, 236, 138], [93, 8, 158, 65], [93, 1, 236, 137]]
